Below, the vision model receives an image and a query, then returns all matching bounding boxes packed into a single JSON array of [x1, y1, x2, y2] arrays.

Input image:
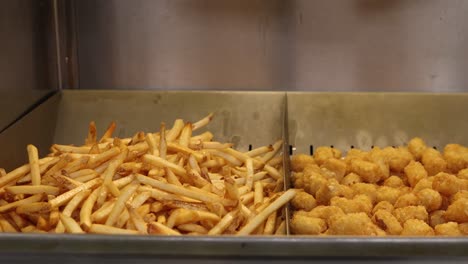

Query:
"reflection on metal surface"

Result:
[[75, 0, 468, 92], [287, 92, 468, 154], [0, 0, 58, 130]]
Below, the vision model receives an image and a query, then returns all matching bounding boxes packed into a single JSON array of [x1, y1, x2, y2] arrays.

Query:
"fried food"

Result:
[[0, 114, 289, 236], [291, 137, 468, 236]]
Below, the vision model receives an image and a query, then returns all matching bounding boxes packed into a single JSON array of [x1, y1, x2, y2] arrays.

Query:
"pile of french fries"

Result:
[[0, 113, 295, 235]]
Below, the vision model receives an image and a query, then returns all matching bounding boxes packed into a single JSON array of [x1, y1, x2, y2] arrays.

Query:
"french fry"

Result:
[[145, 133, 158, 157], [89, 224, 139, 235], [159, 123, 167, 159], [245, 145, 274, 158], [9, 212, 29, 229], [0, 193, 44, 213], [143, 155, 186, 176], [49, 178, 102, 208], [27, 145, 41, 185], [177, 223, 208, 234], [245, 159, 254, 191], [237, 189, 297, 235], [192, 113, 213, 131], [91, 199, 115, 223], [208, 211, 237, 235], [148, 221, 181, 235], [260, 140, 283, 163], [274, 220, 286, 235], [105, 181, 139, 226], [165, 119, 184, 142], [0, 214, 18, 232], [178, 123, 192, 147], [263, 211, 277, 235], [0, 157, 56, 188], [79, 188, 100, 231], [16, 202, 51, 215], [5, 185, 60, 196], [254, 181, 264, 205], [128, 207, 148, 234], [60, 214, 84, 234], [85, 121, 97, 145], [99, 121, 117, 143]]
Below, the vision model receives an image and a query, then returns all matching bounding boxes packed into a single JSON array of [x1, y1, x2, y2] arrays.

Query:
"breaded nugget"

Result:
[[429, 210, 447, 228], [351, 183, 378, 204], [321, 158, 347, 182], [330, 194, 373, 215], [435, 222, 462, 236], [314, 147, 341, 166], [341, 172, 362, 186], [291, 190, 317, 212], [306, 205, 345, 225], [315, 179, 354, 205], [444, 198, 468, 222], [432, 172, 466, 196], [291, 154, 316, 172], [350, 159, 381, 183], [383, 147, 414, 173], [290, 213, 327, 235], [408, 137, 428, 161], [450, 190, 468, 203], [459, 223, 468, 235], [372, 201, 394, 214], [328, 212, 385, 236], [376, 186, 402, 205], [458, 168, 468, 180], [372, 209, 403, 235], [404, 161, 428, 187], [394, 193, 420, 208], [393, 205, 428, 224], [422, 148, 447, 176], [443, 144, 468, 173], [401, 219, 434, 236], [303, 170, 328, 196], [413, 177, 434, 193], [383, 175, 405, 188], [416, 188, 442, 212]]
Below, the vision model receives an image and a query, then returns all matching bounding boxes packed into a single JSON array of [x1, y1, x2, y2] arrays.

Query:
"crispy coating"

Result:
[[383, 175, 405, 188], [376, 186, 402, 205], [394, 193, 420, 209], [404, 161, 428, 187], [383, 147, 414, 173], [315, 179, 354, 205], [306, 205, 345, 225], [401, 219, 434, 236], [293, 172, 305, 189], [413, 177, 434, 193], [330, 195, 373, 215], [429, 210, 447, 228], [291, 154, 316, 172], [372, 201, 394, 214], [351, 183, 377, 204], [372, 209, 403, 235], [408, 137, 428, 161], [291, 191, 317, 212], [344, 149, 368, 168], [444, 198, 468, 222], [459, 223, 468, 235], [368, 148, 390, 180], [450, 190, 468, 203], [321, 158, 347, 182], [350, 159, 381, 183], [393, 206, 428, 224], [328, 212, 385, 236], [314, 147, 341, 166], [458, 168, 468, 180], [416, 188, 442, 212], [432, 172, 467, 196], [435, 222, 462, 236], [422, 148, 447, 176], [290, 213, 326, 235], [443, 144, 468, 173], [341, 172, 363, 186]]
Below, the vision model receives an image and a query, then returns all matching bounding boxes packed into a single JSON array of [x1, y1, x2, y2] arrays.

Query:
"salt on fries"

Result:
[[0, 113, 294, 235]]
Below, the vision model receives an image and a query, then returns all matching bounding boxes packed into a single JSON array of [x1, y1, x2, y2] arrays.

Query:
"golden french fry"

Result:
[[237, 189, 296, 235], [165, 119, 184, 142], [192, 113, 213, 131], [0, 157, 56, 188], [128, 207, 148, 234], [16, 202, 51, 215], [49, 178, 102, 208], [5, 185, 59, 196], [143, 154, 186, 176], [27, 145, 41, 185], [263, 211, 277, 235], [89, 224, 139, 235], [105, 181, 139, 226], [177, 223, 208, 234], [208, 211, 237, 235], [260, 140, 283, 163], [178, 123, 192, 147], [0, 193, 44, 213], [0, 214, 17, 232], [60, 214, 84, 234], [85, 121, 97, 145], [79, 188, 100, 231], [148, 221, 181, 235], [99, 121, 117, 143]]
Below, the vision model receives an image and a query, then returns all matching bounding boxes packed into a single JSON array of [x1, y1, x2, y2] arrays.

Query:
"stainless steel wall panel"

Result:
[[75, 0, 468, 92], [0, 0, 58, 130]]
